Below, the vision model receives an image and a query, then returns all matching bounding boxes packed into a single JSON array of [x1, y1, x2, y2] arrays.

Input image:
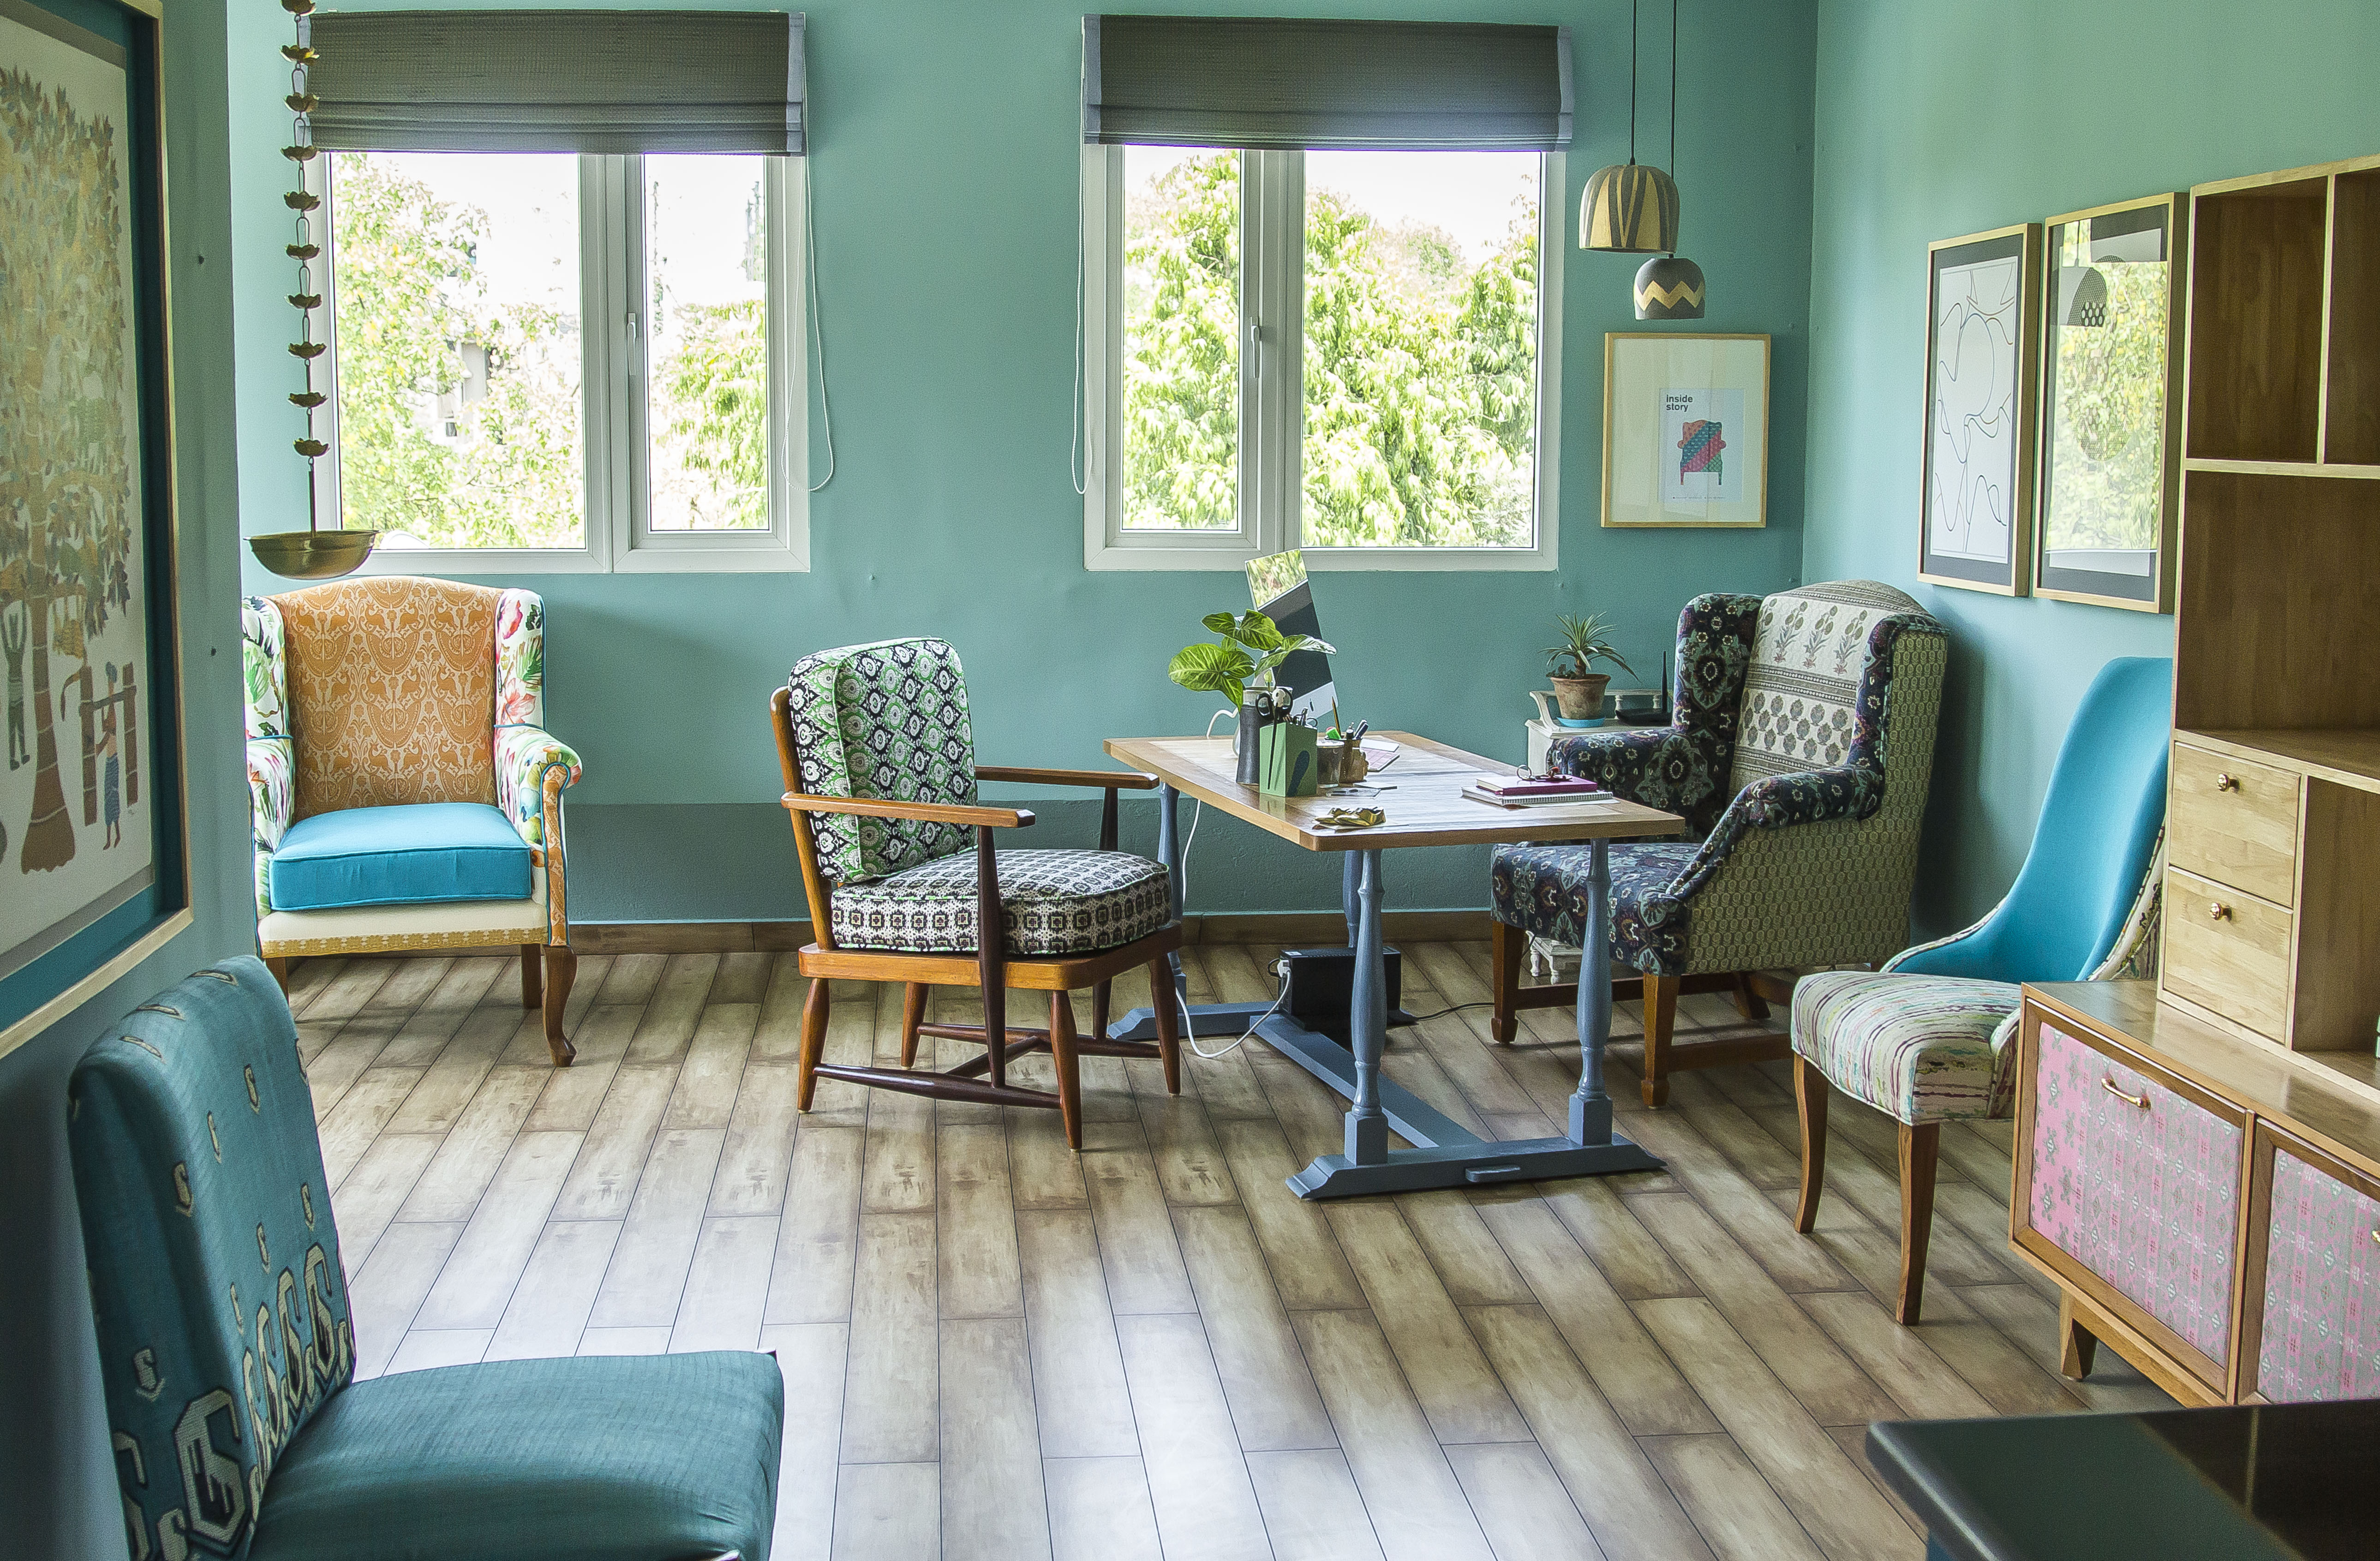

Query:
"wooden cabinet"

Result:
[[2166, 742, 2296, 905], [2014, 982, 2380, 1407]]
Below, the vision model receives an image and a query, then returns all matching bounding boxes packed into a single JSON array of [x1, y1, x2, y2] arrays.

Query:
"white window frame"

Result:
[[311, 151, 809, 575], [1082, 145, 1562, 573]]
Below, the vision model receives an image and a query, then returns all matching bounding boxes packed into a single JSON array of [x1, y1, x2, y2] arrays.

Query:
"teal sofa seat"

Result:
[[268, 801, 534, 911], [69, 956, 782, 1561]]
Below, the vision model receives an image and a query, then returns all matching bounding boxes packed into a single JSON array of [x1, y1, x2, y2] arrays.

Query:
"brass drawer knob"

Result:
[[2209, 902, 2232, 921], [2214, 773, 2240, 792], [2101, 1077, 2151, 1111]]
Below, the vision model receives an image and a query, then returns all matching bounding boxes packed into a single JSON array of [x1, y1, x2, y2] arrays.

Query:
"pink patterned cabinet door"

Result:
[[2252, 1136, 2380, 1402], [2024, 1018, 2245, 1376]]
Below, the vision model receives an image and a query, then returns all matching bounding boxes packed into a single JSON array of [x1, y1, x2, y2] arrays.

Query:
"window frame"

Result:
[[1081, 144, 1563, 573], [310, 150, 810, 576]]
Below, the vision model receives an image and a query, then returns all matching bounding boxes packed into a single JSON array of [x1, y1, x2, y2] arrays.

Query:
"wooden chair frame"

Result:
[[769, 687, 1183, 1148], [1789, 1052, 1939, 1323], [1488, 921, 1794, 1106]]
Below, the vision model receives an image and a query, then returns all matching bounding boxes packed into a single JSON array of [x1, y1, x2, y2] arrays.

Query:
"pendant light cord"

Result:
[[1627, 0, 1638, 163], [1669, 0, 1680, 252]]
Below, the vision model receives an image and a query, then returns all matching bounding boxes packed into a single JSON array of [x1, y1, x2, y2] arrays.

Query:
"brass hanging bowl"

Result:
[[249, 530, 380, 580]]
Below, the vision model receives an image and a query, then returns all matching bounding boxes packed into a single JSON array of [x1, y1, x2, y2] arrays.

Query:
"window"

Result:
[[314, 150, 807, 572], [1082, 145, 1562, 570]]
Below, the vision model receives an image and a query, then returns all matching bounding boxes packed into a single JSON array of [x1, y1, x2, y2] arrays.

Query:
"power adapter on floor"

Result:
[[1280, 946, 1416, 1047]]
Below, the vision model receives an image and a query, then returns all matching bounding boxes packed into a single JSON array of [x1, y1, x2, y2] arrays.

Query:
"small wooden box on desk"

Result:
[[2009, 981, 2380, 1408]]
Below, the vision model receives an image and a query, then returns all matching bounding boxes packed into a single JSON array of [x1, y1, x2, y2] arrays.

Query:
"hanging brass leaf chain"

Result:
[[281, 0, 329, 499]]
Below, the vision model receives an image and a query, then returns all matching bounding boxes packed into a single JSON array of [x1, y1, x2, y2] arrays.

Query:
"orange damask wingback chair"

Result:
[[242, 577, 585, 1063]]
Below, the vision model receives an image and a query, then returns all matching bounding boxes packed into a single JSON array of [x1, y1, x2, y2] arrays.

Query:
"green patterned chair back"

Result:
[[1730, 579, 1942, 797], [786, 637, 981, 884], [69, 956, 355, 1561]]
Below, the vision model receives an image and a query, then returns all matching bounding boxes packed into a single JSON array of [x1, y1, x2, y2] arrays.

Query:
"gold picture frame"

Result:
[[1920, 221, 2042, 595], [1600, 332, 1770, 528]]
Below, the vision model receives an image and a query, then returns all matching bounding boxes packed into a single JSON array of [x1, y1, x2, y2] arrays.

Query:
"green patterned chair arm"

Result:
[[493, 725, 580, 852], [249, 736, 294, 917]]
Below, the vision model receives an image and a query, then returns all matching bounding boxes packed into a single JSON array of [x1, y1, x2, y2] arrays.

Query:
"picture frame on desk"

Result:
[[1600, 332, 1770, 528], [0, 0, 192, 1061], [1920, 222, 2042, 595]]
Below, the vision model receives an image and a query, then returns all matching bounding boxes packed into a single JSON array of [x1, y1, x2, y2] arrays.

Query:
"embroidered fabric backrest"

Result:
[[786, 637, 979, 884], [69, 957, 355, 1561], [274, 576, 502, 820], [1729, 579, 1942, 799], [494, 588, 544, 729]]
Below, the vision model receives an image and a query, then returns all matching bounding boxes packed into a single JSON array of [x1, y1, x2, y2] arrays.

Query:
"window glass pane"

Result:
[[1301, 150, 1539, 548], [1122, 146, 1240, 531], [329, 152, 585, 549], [646, 155, 770, 531]]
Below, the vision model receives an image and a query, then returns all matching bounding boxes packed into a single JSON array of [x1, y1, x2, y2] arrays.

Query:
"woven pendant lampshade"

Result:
[[1580, 161, 1679, 253], [1635, 253, 1704, 318]]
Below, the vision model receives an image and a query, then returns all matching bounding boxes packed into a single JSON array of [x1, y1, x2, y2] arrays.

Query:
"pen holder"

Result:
[[1317, 740, 1368, 788], [1259, 723, 1319, 797]]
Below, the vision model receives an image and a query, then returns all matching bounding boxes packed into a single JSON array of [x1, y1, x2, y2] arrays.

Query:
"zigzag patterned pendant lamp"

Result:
[[1579, 0, 1677, 254]]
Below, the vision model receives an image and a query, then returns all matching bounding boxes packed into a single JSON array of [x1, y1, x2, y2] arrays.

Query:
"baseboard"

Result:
[[562, 909, 1492, 956]]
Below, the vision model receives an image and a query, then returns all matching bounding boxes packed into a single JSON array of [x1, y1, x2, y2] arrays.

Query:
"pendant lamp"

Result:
[[1630, 0, 1704, 319], [251, 0, 377, 580], [1579, 0, 1678, 254]]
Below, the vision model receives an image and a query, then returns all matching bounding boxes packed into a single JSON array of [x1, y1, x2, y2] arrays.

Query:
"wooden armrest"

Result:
[[975, 765, 1160, 791], [781, 792, 1035, 829]]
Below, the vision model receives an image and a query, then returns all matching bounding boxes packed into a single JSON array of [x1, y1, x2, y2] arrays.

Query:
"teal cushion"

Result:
[[248, 1352, 783, 1561], [269, 802, 532, 912], [70, 957, 355, 1561]]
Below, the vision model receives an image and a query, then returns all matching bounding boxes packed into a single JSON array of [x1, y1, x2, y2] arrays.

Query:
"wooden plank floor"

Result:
[[293, 944, 2171, 1561]]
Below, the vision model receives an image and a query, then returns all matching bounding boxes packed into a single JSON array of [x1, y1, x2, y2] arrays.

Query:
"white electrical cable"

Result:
[[1070, 186, 1088, 498], [1179, 959, 1288, 1061], [804, 161, 835, 492], [1165, 705, 1248, 1058]]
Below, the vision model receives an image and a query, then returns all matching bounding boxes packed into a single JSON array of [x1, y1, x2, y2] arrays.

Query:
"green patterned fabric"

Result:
[[69, 957, 354, 1561], [247, 1353, 783, 1561], [787, 638, 980, 884]]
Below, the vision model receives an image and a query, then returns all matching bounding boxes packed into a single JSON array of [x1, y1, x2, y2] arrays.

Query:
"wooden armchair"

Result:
[[769, 638, 1182, 1148]]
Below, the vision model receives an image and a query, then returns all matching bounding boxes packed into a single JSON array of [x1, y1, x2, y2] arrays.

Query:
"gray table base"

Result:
[[1113, 783, 1663, 1199]]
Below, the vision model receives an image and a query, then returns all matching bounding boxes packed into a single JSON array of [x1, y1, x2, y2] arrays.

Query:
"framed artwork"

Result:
[[0, 0, 189, 1058], [1920, 223, 2042, 594], [1601, 332, 1770, 528], [2035, 194, 2187, 612]]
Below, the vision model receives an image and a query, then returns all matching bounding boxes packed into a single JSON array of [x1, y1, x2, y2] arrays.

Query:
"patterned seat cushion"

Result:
[[1489, 842, 1699, 973], [832, 847, 1173, 957], [1790, 969, 2024, 1124]]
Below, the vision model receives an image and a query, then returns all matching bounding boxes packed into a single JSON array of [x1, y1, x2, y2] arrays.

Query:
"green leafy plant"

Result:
[[1545, 612, 1633, 680], [1169, 610, 1336, 710]]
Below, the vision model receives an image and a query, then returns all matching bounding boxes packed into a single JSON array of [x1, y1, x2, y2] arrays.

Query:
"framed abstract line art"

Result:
[[1601, 332, 1770, 528], [2035, 194, 2187, 612], [0, 0, 190, 1058], [1920, 222, 2042, 594]]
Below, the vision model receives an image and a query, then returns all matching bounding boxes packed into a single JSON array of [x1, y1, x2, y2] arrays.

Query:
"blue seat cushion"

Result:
[[249, 1351, 783, 1561], [269, 802, 533, 911]]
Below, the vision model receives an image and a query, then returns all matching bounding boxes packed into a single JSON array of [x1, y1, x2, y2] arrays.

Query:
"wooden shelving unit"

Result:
[[2162, 152, 2380, 1094]]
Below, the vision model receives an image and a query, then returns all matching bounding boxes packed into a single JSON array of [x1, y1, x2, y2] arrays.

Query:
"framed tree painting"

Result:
[[2034, 193, 2187, 611], [0, 0, 189, 1057], [1601, 333, 1770, 528], [1920, 223, 2042, 594]]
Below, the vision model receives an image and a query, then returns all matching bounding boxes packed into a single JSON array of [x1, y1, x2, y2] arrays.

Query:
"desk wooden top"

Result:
[[1103, 731, 1684, 853]]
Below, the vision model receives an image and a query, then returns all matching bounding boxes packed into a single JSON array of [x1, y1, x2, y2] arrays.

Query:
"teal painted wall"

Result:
[[229, 0, 1818, 915], [0, 2, 261, 1551], [1805, 0, 2380, 935]]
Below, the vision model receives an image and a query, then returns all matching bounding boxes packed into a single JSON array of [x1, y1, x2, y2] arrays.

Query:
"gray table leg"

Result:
[[1157, 782, 1187, 999], [1342, 852, 1360, 948], [1567, 838, 1615, 1146], [1344, 849, 1388, 1165]]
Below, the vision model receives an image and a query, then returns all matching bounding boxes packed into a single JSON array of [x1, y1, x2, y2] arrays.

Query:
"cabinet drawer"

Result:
[[2161, 867, 2291, 1039], [2020, 1013, 2245, 1386], [2245, 1126, 2380, 1402], [2170, 743, 2300, 907]]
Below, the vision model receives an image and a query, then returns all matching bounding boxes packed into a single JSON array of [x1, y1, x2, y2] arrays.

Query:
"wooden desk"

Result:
[[1103, 731, 1684, 1197]]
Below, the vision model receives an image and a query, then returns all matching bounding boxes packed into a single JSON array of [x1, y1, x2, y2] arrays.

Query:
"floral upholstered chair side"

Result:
[[1788, 656, 2174, 1324], [244, 578, 584, 1063], [1489, 580, 1949, 1107]]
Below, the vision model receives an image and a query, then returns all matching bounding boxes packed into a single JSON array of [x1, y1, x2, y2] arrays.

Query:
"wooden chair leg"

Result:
[[520, 944, 544, 1010], [1091, 979, 1113, 1044], [265, 957, 293, 995], [1049, 990, 1084, 1150], [1792, 1054, 1829, 1233], [901, 983, 928, 1067], [1148, 957, 1182, 1095], [1896, 1120, 1941, 1324], [1732, 970, 1770, 1023], [795, 975, 831, 1110], [540, 946, 577, 1066], [1489, 920, 1522, 1043], [1641, 975, 1679, 1107], [2057, 1292, 2099, 1379]]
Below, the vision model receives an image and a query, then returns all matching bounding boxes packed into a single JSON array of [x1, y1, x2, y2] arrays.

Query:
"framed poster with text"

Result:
[[1601, 332, 1770, 528]]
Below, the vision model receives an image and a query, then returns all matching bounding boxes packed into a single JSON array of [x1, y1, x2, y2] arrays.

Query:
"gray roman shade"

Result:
[[309, 10, 807, 154], [1082, 15, 1571, 151]]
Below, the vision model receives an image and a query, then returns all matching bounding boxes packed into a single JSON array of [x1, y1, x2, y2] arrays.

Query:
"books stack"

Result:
[[1461, 773, 1611, 808]]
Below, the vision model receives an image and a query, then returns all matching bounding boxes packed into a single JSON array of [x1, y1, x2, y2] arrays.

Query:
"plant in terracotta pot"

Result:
[[1544, 612, 1634, 722]]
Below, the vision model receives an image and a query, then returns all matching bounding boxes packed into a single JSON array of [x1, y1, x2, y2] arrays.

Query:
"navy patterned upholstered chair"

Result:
[[70, 956, 783, 1561], [769, 637, 1184, 1148], [1488, 580, 1949, 1106]]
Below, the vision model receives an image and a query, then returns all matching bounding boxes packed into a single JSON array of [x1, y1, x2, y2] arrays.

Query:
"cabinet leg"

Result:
[[2058, 1292, 2099, 1379]]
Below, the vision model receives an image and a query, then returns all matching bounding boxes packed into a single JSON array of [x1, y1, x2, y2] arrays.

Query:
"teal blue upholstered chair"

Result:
[[1790, 656, 2173, 1324], [70, 956, 783, 1561]]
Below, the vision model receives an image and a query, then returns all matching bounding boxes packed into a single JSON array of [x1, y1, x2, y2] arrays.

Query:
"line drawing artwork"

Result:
[[1929, 253, 2022, 565]]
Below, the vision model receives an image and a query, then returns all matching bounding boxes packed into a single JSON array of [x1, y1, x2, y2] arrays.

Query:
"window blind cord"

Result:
[[1071, 178, 1088, 497], [805, 164, 836, 492]]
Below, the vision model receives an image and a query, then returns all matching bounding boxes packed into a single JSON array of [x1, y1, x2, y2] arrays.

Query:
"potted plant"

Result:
[[1169, 610, 1335, 712], [1544, 612, 1633, 722]]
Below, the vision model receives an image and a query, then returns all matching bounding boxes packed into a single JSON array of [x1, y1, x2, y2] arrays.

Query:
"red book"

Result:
[[1471, 773, 1602, 798]]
